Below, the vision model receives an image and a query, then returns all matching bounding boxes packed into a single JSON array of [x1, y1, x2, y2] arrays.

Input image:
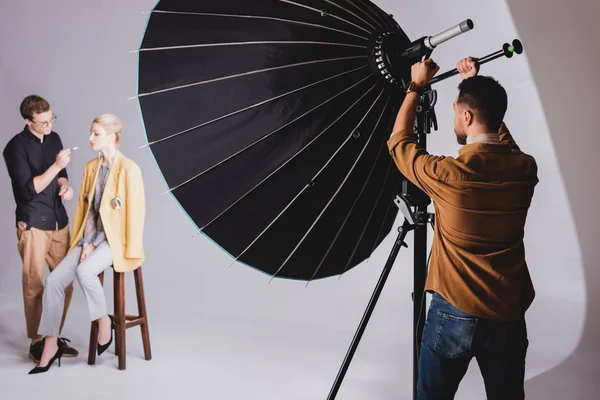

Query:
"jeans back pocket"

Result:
[[435, 312, 477, 358]]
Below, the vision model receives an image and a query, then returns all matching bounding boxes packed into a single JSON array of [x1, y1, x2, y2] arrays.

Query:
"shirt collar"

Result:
[[22, 126, 45, 143], [458, 142, 511, 156], [466, 133, 501, 145]]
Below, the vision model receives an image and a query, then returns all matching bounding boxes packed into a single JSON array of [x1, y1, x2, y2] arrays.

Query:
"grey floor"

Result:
[[0, 224, 584, 400], [0, 287, 487, 400]]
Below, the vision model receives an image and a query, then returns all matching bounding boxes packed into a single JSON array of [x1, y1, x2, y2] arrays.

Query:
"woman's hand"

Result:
[[80, 243, 96, 262]]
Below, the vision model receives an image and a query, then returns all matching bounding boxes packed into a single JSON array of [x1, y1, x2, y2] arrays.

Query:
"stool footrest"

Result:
[[125, 318, 145, 329], [112, 315, 146, 329], [111, 314, 143, 322]]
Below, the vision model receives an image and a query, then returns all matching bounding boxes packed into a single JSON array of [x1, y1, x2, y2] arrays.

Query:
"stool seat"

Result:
[[88, 266, 151, 370]]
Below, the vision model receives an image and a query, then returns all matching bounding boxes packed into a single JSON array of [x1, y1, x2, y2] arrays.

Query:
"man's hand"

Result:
[[411, 59, 440, 88], [54, 148, 72, 170], [59, 184, 74, 201], [457, 57, 480, 80], [80, 243, 96, 263]]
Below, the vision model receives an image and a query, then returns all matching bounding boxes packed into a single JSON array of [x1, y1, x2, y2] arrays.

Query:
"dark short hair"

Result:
[[20, 95, 50, 121], [457, 76, 508, 132]]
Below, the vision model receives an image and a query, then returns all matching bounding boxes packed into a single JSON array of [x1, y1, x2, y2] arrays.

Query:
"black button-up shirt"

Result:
[[3, 127, 69, 230]]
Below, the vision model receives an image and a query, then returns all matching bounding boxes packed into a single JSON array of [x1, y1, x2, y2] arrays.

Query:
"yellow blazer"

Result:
[[69, 150, 145, 272]]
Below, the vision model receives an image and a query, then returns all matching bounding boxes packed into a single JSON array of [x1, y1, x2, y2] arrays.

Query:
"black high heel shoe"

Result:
[[97, 315, 115, 356], [28, 346, 63, 375]]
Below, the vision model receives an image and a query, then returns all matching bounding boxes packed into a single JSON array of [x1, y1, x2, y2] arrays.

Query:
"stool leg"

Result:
[[114, 271, 126, 370], [134, 267, 152, 361], [88, 272, 104, 365]]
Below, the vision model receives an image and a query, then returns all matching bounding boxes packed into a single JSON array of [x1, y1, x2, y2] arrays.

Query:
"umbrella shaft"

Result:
[[413, 214, 429, 399]]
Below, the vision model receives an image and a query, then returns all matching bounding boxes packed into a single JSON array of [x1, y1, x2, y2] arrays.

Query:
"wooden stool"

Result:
[[87, 266, 152, 370]]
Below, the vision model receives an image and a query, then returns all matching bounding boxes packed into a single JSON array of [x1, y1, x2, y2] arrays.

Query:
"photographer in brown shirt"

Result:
[[387, 57, 538, 400]]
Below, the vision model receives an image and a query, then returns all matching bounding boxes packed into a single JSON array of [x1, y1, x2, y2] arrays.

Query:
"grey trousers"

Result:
[[38, 241, 113, 337]]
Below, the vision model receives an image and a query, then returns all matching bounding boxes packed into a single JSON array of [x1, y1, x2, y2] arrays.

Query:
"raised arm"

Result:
[[3, 140, 72, 201], [387, 59, 447, 199]]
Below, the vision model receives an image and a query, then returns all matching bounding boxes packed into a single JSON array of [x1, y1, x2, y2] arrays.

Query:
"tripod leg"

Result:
[[413, 217, 428, 399], [327, 219, 413, 400]]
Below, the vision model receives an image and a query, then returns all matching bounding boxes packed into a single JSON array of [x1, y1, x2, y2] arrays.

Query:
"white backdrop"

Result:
[[0, 1, 590, 399], [504, 1, 600, 399]]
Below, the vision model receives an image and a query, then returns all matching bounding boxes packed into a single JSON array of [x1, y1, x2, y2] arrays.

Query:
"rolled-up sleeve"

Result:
[[3, 140, 38, 202], [56, 136, 68, 180], [387, 129, 447, 200], [58, 166, 68, 180]]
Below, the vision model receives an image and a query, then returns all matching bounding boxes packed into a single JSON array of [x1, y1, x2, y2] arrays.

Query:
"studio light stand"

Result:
[[327, 19, 524, 400]]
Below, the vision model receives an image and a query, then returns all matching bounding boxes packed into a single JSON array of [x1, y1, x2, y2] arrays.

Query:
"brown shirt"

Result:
[[387, 123, 538, 320]]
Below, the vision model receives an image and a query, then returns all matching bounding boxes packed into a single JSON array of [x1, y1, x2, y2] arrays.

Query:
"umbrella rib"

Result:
[[136, 40, 367, 52], [167, 68, 371, 196], [192, 74, 374, 235], [199, 80, 379, 234], [278, 0, 372, 35], [269, 89, 387, 282], [346, 0, 393, 30], [148, 10, 369, 41], [139, 55, 367, 147], [339, 160, 395, 277], [306, 96, 392, 283], [362, 173, 402, 265], [366, 170, 402, 256], [369, 173, 394, 257], [138, 54, 366, 99], [370, 2, 397, 29], [211, 83, 379, 264], [322, 0, 376, 31], [343, 0, 388, 30]]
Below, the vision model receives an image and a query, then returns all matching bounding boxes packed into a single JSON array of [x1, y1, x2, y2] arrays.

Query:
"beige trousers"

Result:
[[16, 221, 73, 340]]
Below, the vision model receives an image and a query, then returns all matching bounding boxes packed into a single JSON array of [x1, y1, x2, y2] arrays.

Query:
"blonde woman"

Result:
[[29, 114, 145, 374]]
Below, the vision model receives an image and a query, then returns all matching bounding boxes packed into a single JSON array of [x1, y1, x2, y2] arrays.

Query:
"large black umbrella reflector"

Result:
[[137, 0, 412, 280]]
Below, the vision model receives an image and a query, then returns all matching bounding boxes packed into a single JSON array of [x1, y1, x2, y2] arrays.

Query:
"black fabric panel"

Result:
[[343, 0, 390, 30], [274, 98, 400, 279], [139, 42, 366, 94], [191, 77, 380, 239], [140, 10, 368, 51], [233, 86, 390, 278], [139, 0, 412, 279], [143, 62, 370, 189], [291, 101, 402, 279], [284, 0, 378, 32], [151, 0, 372, 39], [354, 0, 397, 29], [336, 101, 404, 275], [200, 81, 382, 259], [348, 166, 403, 272], [139, 57, 368, 143]]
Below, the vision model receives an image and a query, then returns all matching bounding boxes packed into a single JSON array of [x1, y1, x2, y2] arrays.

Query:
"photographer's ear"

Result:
[[463, 109, 475, 127]]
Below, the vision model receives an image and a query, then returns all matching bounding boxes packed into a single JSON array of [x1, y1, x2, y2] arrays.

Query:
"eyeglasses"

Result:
[[31, 114, 57, 128]]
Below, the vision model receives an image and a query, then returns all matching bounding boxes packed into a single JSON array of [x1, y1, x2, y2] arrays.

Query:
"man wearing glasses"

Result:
[[3, 95, 79, 363]]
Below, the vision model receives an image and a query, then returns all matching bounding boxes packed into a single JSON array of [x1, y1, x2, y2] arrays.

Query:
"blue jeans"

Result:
[[417, 292, 528, 400]]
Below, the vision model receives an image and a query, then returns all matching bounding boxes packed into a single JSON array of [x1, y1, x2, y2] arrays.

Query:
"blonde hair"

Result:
[[92, 114, 123, 145]]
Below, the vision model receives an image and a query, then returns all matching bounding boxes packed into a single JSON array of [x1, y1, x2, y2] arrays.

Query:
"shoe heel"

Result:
[[28, 347, 62, 375]]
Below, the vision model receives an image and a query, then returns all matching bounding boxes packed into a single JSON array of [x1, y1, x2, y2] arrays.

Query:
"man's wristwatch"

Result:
[[406, 81, 425, 95]]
